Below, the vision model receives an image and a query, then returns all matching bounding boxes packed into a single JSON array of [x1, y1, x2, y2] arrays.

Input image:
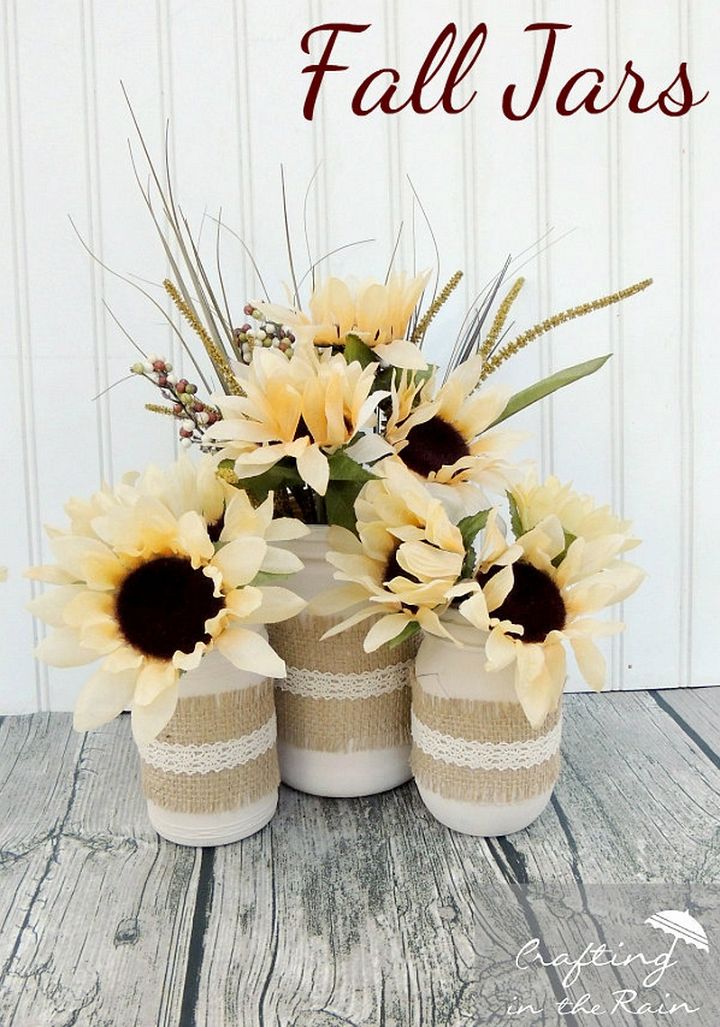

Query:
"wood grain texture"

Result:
[[0, 688, 718, 1026]]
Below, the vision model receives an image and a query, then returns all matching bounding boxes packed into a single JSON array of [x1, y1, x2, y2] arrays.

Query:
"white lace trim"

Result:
[[411, 711, 562, 771], [276, 659, 414, 701], [139, 714, 276, 775]]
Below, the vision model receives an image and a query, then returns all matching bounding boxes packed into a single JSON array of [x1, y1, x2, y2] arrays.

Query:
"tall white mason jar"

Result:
[[268, 525, 418, 797]]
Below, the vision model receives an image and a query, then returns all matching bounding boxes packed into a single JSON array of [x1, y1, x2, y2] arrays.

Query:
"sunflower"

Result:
[[254, 271, 431, 369], [27, 464, 308, 744], [383, 355, 524, 499], [510, 473, 640, 552], [207, 341, 383, 495], [458, 498, 644, 727], [311, 462, 475, 650]]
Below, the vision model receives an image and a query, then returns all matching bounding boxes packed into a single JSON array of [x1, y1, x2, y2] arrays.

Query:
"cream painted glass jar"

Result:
[[268, 526, 418, 797], [411, 614, 562, 836], [136, 644, 279, 846]]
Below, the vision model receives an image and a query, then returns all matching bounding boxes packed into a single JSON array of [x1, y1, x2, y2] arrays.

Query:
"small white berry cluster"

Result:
[[131, 355, 220, 448], [234, 304, 296, 365]]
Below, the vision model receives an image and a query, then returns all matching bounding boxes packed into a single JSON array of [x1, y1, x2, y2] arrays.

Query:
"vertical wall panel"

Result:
[[2, 0, 719, 710]]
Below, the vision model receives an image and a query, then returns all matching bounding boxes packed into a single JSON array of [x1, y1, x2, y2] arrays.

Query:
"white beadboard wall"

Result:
[[2, 0, 718, 712]]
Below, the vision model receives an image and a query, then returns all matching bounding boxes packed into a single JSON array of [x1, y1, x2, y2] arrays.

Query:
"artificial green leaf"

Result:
[[457, 510, 491, 550], [388, 621, 421, 649], [324, 480, 365, 533], [507, 492, 524, 539], [458, 509, 491, 578], [344, 334, 378, 368], [488, 354, 612, 428], [234, 460, 303, 501], [552, 529, 578, 568], [327, 450, 378, 483]]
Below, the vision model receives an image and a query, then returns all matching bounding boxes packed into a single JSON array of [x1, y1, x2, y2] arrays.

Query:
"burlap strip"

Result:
[[269, 614, 419, 753], [411, 690, 561, 804], [140, 680, 279, 814]]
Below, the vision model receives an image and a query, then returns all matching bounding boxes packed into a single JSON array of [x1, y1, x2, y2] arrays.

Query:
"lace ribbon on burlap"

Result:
[[411, 686, 562, 804], [268, 615, 419, 753], [139, 679, 279, 814]]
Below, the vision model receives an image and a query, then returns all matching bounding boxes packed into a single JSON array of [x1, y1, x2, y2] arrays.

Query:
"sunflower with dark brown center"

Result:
[[29, 463, 308, 745], [458, 499, 645, 729], [476, 561, 566, 644], [383, 358, 521, 492]]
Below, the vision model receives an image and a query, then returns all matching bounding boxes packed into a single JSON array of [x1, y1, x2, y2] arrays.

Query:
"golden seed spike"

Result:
[[479, 277, 525, 363], [411, 270, 463, 345], [145, 403, 177, 417], [480, 278, 653, 380], [163, 279, 243, 395]]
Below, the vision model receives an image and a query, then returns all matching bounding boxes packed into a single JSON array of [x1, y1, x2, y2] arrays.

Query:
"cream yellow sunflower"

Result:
[[254, 271, 431, 370], [458, 501, 644, 728], [27, 472, 307, 744], [383, 355, 524, 498], [206, 340, 383, 495], [311, 462, 477, 651], [510, 473, 640, 552]]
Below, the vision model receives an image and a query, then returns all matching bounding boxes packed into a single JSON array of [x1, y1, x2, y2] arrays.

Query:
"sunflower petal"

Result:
[[35, 628, 99, 668], [73, 667, 139, 732], [362, 613, 411, 652], [211, 537, 268, 588], [134, 660, 178, 706], [296, 444, 330, 496], [131, 684, 179, 746], [215, 626, 286, 678]]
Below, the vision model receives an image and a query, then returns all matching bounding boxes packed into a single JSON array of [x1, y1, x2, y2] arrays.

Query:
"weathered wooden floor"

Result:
[[1, 688, 719, 1027]]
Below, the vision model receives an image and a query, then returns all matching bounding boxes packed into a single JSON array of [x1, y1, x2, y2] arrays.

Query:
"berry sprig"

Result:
[[234, 303, 296, 365], [130, 356, 221, 447]]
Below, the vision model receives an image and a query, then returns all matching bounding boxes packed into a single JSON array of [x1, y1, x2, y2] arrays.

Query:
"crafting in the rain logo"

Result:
[[644, 909, 710, 965], [506, 907, 710, 1018]]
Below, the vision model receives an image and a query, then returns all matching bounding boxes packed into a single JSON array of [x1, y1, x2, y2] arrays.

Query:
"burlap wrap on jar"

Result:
[[266, 526, 419, 797], [412, 616, 562, 836], [137, 648, 280, 845]]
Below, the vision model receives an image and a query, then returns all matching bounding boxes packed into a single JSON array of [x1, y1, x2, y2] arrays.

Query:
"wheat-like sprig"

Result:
[[145, 403, 177, 417], [411, 270, 463, 345], [480, 278, 653, 380], [478, 277, 525, 363], [164, 279, 243, 395]]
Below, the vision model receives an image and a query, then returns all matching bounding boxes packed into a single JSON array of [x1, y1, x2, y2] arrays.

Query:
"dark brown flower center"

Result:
[[383, 547, 405, 585], [207, 514, 224, 544], [115, 556, 224, 660], [477, 560, 566, 643], [293, 415, 311, 441], [400, 416, 470, 477], [383, 546, 421, 611]]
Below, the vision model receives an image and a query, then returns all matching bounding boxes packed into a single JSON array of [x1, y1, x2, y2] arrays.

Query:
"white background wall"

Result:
[[2, 0, 718, 712]]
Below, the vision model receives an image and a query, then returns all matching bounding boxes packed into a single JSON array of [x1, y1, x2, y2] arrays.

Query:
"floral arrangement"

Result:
[[38, 118, 651, 746], [27, 456, 307, 742]]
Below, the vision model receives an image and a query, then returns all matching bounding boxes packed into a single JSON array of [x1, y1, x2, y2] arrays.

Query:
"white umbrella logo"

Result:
[[645, 909, 710, 961]]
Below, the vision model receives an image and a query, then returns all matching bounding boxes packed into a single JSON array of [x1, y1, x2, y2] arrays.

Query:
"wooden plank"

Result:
[[653, 687, 720, 764], [1, 692, 718, 1025], [0, 714, 200, 1027], [190, 783, 545, 1026], [506, 690, 720, 884]]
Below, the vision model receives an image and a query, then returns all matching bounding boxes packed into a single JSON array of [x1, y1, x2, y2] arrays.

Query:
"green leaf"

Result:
[[507, 492, 524, 539], [388, 621, 421, 649], [344, 334, 378, 368], [457, 509, 491, 578], [488, 354, 612, 428], [234, 460, 303, 501], [552, 529, 578, 568], [457, 510, 491, 551], [324, 480, 366, 532], [327, 449, 378, 483]]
